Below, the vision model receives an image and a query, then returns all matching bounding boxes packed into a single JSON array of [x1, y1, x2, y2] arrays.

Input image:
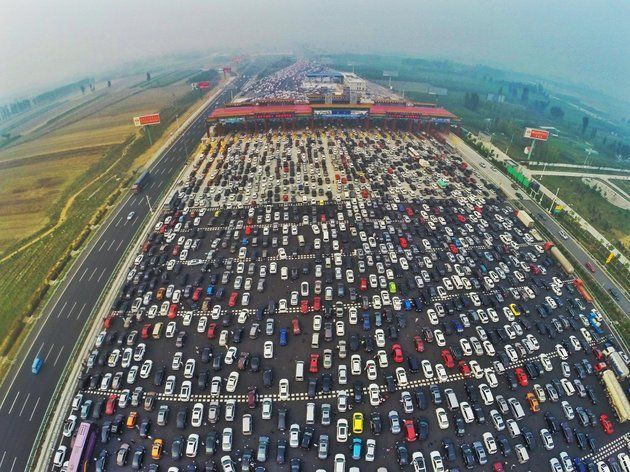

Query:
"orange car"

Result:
[[126, 411, 138, 429], [526, 393, 539, 413], [151, 438, 164, 459]]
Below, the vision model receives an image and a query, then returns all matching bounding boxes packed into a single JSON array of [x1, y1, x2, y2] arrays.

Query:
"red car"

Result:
[[449, 244, 459, 254], [244, 225, 253, 236], [403, 419, 417, 442], [441, 349, 455, 369], [206, 323, 217, 339], [399, 237, 408, 249], [105, 394, 118, 415], [515, 368, 528, 387], [300, 300, 309, 315], [585, 262, 596, 273], [247, 387, 258, 409], [104, 314, 115, 329], [292, 318, 301, 335], [413, 336, 425, 353], [391, 344, 404, 363], [359, 278, 368, 292], [309, 353, 320, 373], [600, 414, 614, 435], [172, 245, 181, 257], [493, 462, 505, 472], [592, 348, 604, 360], [141, 323, 152, 340], [405, 207, 414, 217], [167, 304, 178, 320], [312, 296, 321, 312], [458, 360, 471, 378], [594, 362, 607, 372], [192, 287, 203, 302], [228, 292, 238, 307]]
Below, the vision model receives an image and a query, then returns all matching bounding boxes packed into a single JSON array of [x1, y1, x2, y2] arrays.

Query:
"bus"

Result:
[[606, 350, 630, 379], [132, 170, 150, 193], [601, 370, 630, 423], [67, 421, 97, 472]]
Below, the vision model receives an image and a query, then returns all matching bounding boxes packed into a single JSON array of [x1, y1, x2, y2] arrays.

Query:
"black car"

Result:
[[544, 412, 559, 433], [290, 457, 302, 472], [417, 417, 429, 441], [442, 437, 456, 462], [415, 388, 428, 410], [276, 439, 287, 464], [497, 433, 511, 456], [396, 441, 409, 466], [205, 431, 218, 455], [460, 443, 475, 469], [370, 411, 383, 435], [301, 427, 314, 449], [277, 407, 287, 432], [521, 426, 537, 450], [574, 429, 588, 450], [561, 422, 574, 444], [171, 436, 183, 459]]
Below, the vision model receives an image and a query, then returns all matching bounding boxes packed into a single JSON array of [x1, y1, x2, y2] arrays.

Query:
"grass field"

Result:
[[541, 175, 630, 249], [611, 179, 630, 196], [0, 68, 220, 354]]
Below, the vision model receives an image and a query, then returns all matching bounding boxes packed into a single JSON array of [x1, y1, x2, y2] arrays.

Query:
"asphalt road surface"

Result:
[[0, 74, 250, 472]]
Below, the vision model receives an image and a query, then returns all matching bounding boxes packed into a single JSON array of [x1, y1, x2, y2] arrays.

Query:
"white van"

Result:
[[311, 332, 320, 349], [242, 414, 253, 435], [295, 361, 305, 382], [306, 402, 316, 424], [444, 388, 459, 411], [508, 398, 525, 420], [514, 444, 529, 464], [506, 419, 521, 438]]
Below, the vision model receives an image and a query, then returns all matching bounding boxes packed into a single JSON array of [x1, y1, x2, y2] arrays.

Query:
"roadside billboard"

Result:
[[133, 113, 161, 127], [523, 127, 549, 141]]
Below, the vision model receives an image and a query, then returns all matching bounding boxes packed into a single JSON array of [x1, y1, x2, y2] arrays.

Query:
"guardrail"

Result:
[[29, 80, 232, 470]]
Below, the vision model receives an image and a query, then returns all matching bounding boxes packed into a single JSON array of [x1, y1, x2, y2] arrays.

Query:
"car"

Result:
[[337, 418, 349, 442], [436, 408, 449, 429], [396, 442, 410, 466], [600, 414, 614, 435]]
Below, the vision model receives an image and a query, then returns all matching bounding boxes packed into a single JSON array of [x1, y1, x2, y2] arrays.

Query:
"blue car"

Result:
[[351, 438, 363, 460], [362, 313, 371, 331], [279, 328, 288, 346], [403, 299, 412, 311], [206, 285, 215, 296], [32, 357, 43, 374]]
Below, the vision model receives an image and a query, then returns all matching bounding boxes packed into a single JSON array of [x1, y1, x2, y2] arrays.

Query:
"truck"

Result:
[[573, 279, 594, 303], [544, 241, 574, 275], [601, 369, 630, 422], [587, 310, 604, 335], [132, 170, 150, 193], [603, 347, 630, 379], [530, 228, 544, 242], [515, 210, 533, 228]]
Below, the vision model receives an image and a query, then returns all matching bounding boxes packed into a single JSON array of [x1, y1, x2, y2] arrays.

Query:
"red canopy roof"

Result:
[[369, 105, 457, 119], [209, 104, 312, 119]]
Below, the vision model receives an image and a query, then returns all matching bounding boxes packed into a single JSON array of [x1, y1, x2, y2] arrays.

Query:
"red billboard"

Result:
[[133, 113, 161, 127], [197, 81, 211, 89], [523, 127, 549, 141], [252, 112, 294, 120]]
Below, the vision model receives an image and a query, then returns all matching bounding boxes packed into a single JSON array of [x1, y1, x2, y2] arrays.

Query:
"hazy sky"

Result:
[[1, 0, 629, 101]]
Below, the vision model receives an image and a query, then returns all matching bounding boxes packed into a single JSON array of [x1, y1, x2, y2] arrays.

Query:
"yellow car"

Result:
[[352, 412, 363, 434], [151, 438, 164, 459], [526, 393, 540, 413], [388, 281, 397, 294], [509, 303, 521, 317]]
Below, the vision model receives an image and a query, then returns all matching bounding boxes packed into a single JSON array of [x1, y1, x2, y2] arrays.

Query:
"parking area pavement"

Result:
[[54, 128, 629, 472]]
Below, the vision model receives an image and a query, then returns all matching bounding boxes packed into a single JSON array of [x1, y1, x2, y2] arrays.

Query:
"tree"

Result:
[[464, 92, 480, 111], [590, 127, 598, 139], [80, 85, 85, 95], [146, 72, 151, 81], [550, 106, 565, 119], [107, 80, 111, 88], [521, 87, 529, 103], [582, 116, 589, 135]]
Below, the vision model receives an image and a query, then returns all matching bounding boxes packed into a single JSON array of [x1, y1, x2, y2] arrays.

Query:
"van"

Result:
[[618, 452, 630, 472], [311, 333, 320, 349], [295, 361, 305, 382], [306, 402, 316, 425], [242, 414, 253, 435], [508, 398, 525, 420], [514, 444, 529, 464], [152, 322, 163, 339], [444, 388, 459, 411], [298, 235, 305, 247], [506, 419, 521, 438]]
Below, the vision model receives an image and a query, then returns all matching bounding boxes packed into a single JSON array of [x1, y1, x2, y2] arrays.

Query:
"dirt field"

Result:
[[0, 79, 195, 254]]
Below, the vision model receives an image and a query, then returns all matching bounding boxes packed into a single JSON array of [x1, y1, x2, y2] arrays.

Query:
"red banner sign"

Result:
[[523, 127, 549, 141], [386, 112, 422, 120], [133, 113, 161, 127], [252, 112, 294, 120]]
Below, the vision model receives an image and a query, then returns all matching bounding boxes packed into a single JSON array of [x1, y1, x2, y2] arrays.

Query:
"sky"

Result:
[[1, 0, 629, 101]]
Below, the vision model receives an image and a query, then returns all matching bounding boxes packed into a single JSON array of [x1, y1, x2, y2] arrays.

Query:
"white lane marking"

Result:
[[114, 217, 123, 227], [77, 267, 89, 282], [18, 392, 30, 417], [97, 267, 107, 283], [0, 451, 5, 469], [28, 397, 40, 422], [53, 345, 65, 367], [107, 239, 115, 251], [43, 343, 55, 362], [34, 342, 44, 358], [76, 303, 87, 320], [66, 301, 77, 319], [56, 301, 68, 319], [87, 266, 98, 281], [97, 239, 107, 252], [9, 456, 16, 472], [116, 239, 124, 252], [7, 392, 20, 415]]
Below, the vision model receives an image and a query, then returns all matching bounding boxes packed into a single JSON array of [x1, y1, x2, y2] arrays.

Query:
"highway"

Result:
[[0, 75, 248, 472], [447, 134, 630, 336]]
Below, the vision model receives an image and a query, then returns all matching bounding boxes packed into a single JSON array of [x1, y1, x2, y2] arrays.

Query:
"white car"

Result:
[[351, 355, 362, 375], [191, 403, 204, 427], [436, 408, 449, 429], [483, 432, 498, 454], [278, 379, 289, 400], [395, 367, 408, 387], [366, 360, 378, 381], [263, 341, 274, 359], [338, 365, 348, 385], [368, 383, 381, 406], [336, 418, 349, 442], [225, 371, 239, 393], [374, 329, 386, 347], [422, 360, 434, 379]]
